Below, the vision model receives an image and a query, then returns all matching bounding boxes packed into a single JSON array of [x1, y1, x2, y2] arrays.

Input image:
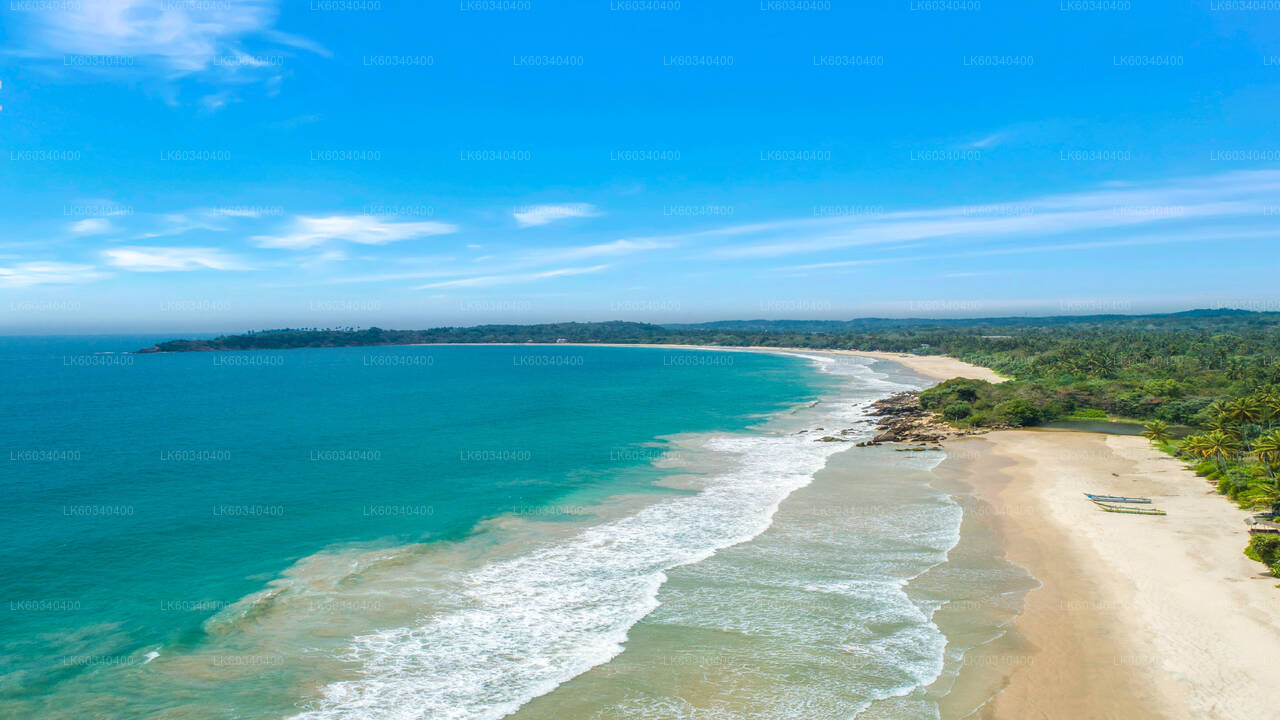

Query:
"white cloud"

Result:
[[417, 264, 609, 289], [135, 213, 227, 239], [316, 238, 665, 287], [15, 0, 325, 87], [199, 92, 232, 111], [103, 246, 250, 272], [779, 227, 1280, 274], [526, 239, 669, 264], [70, 218, 112, 235], [963, 132, 1008, 149], [253, 215, 458, 249], [514, 203, 600, 228], [688, 169, 1280, 261], [0, 262, 104, 287]]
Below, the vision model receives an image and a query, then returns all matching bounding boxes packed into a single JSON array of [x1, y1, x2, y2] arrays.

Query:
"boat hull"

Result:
[[1084, 493, 1152, 504]]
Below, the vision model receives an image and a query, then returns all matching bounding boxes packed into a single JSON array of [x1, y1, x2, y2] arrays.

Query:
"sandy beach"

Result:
[[490, 343, 1008, 384], [941, 430, 1280, 720], [814, 349, 1006, 384]]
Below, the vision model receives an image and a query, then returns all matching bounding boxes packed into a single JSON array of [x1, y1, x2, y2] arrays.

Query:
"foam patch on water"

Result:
[[292, 355, 917, 720]]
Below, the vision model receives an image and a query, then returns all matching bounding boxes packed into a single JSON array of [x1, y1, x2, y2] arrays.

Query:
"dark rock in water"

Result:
[[815, 435, 848, 442]]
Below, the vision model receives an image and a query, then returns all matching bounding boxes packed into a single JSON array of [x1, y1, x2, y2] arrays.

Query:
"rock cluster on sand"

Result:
[[855, 391, 991, 446]]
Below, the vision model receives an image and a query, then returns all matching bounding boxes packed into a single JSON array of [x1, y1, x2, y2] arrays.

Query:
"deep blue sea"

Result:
[[0, 337, 845, 717]]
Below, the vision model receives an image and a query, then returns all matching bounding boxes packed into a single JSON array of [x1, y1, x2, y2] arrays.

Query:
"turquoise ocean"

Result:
[[0, 338, 1031, 719]]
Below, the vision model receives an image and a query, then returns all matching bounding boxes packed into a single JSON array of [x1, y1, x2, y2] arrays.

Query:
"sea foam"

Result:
[[293, 354, 914, 720]]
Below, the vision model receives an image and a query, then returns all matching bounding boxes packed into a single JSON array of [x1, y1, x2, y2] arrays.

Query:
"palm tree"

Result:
[[1142, 419, 1172, 446], [1224, 397, 1264, 424], [1258, 392, 1280, 430], [1206, 415, 1241, 438], [1241, 482, 1280, 516], [1223, 397, 1266, 444], [1202, 429, 1242, 471], [1253, 430, 1280, 478], [1179, 434, 1211, 465]]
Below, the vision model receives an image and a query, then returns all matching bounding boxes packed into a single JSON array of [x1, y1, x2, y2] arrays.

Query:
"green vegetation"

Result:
[[137, 322, 680, 352], [1246, 535, 1280, 578], [1142, 419, 1172, 444], [1171, 393, 1280, 575], [919, 378, 1052, 428]]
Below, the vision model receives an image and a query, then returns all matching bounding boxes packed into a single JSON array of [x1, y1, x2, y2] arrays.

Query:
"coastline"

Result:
[[424, 342, 1008, 384], [713, 343, 1280, 717], [937, 430, 1280, 719], [141, 339, 1006, 386], [440, 341, 1280, 717], [119, 340, 1280, 716], [286, 344, 942, 718], [648, 344, 1279, 716]]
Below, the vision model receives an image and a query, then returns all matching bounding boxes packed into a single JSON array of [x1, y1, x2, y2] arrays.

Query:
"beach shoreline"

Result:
[[126, 340, 1280, 717], [686, 343, 1280, 718], [139, 338, 1007, 386], [424, 342, 1007, 384], [936, 430, 1280, 720], [490, 341, 1280, 716]]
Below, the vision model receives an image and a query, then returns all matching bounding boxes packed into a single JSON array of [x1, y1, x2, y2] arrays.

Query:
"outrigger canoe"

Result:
[[1084, 493, 1151, 504], [1091, 500, 1166, 516]]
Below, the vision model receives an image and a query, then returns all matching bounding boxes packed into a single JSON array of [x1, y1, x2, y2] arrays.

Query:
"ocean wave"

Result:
[[291, 355, 914, 720]]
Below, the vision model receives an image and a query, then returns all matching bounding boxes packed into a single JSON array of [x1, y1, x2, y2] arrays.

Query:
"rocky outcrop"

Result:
[[859, 391, 991, 445]]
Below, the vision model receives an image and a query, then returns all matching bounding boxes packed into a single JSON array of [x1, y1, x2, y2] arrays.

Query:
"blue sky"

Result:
[[3, 0, 1280, 333]]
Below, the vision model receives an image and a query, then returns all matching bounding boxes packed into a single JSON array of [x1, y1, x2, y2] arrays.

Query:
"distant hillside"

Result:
[[136, 322, 682, 353], [670, 308, 1269, 334], [137, 309, 1280, 356]]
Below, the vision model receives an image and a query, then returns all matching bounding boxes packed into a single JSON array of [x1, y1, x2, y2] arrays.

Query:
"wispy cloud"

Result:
[[962, 131, 1009, 149], [199, 92, 232, 112], [69, 218, 112, 235], [417, 264, 610, 289], [253, 215, 458, 249], [12, 0, 325, 95], [514, 203, 601, 228], [528, 239, 669, 263], [103, 246, 250, 272], [0, 262, 105, 287], [688, 169, 1280, 261], [135, 213, 228, 239], [320, 239, 662, 287], [782, 227, 1280, 272]]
